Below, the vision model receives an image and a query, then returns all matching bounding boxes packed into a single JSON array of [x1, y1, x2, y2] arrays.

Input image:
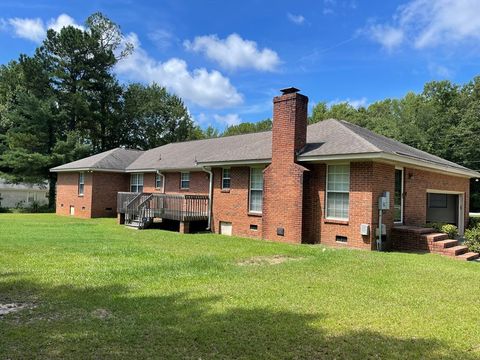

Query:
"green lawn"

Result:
[[0, 214, 479, 359]]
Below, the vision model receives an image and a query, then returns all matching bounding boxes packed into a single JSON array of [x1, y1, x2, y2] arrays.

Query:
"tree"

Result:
[[222, 119, 272, 137], [122, 83, 200, 149]]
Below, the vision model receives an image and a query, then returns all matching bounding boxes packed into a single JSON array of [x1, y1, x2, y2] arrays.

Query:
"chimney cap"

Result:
[[280, 87, 300, 95]]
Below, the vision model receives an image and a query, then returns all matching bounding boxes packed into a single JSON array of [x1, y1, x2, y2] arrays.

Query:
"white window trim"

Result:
[[180, 172, 190, 190], [130, 173, 144, 193], [394, 167, 404, 224], [221, 168, 231, 190], [249, 167, 263, 214], [78, 172, 85, 196], [325, 163, 350, 221], [155, 173, 165, 192]]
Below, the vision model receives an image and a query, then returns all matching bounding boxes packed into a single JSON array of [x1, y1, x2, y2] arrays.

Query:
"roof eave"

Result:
[[195, 159, 271, 167], [50, 167, 127, 173], [298, 152, 480, 178]]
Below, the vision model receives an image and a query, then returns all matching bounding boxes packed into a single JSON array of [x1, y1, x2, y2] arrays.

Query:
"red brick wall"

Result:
[[403, 167, 469, 229], [56, 172, 93, 218], [56, 172, 130, 218], [302, 162, 375, 249], [262, 91, 309, 243], [91, 172, 129, 217], [211, 167, 263, 239], [142, 171, 209, 194]]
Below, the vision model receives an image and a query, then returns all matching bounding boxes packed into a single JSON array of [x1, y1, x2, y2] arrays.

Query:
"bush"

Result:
[[464, 227, 480, 253], [468, 216, 480, 229], [440, 224, 458, 239], [426, 222, 458, 238]]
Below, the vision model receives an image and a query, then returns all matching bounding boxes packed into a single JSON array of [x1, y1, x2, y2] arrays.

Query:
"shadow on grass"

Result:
[[0, 279, 477, 359]]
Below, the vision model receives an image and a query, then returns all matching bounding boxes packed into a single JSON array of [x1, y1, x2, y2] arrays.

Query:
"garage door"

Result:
[[426, 193, 458, 225]]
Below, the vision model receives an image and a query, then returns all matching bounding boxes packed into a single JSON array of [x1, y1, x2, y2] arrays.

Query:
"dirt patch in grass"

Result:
[[237, 255, 303, 266], [0, 303, 36, 317], [91, 308, 112, 320]]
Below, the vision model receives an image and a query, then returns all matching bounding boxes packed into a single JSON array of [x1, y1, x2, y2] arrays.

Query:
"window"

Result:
[[130, 173, 144, 193], [78, 172, 85, 196], [336, 235, 348, 243], [326, 164, 350, 220], [155, 173, 164, 190], [180, 172, 190, 189], [394, 168, 404, 223], [222, 168, 231, 190], [249, 168, 263, 213]]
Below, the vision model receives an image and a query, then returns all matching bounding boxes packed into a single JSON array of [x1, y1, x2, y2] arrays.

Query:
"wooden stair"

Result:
[[392, 226, 479, 261]]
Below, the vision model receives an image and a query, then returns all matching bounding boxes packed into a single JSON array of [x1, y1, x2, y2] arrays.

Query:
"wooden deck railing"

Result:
[[117, 192, 209, 222]]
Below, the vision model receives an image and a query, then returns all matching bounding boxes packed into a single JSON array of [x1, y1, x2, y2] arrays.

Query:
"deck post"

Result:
[[179, 221, 190, 234], [117, 213, 125, 225]]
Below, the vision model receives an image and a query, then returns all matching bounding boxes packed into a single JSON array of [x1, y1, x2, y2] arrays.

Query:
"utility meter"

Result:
[[378, 191, 390, 210]]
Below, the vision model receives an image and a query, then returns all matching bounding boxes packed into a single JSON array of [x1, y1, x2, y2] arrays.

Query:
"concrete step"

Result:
[[444, 245, 469, 256], [456, 252, 480, 261], [431, 239, 458, 250], [423, 233, 449, 243]]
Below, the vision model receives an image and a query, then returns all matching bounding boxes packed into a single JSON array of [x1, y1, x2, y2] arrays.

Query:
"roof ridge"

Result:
[[335, 120, 382, 152]]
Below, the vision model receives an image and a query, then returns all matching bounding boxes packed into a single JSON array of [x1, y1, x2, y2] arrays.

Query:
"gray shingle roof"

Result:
[[51, 119, 478, 176], [51, 148, 143, 172]]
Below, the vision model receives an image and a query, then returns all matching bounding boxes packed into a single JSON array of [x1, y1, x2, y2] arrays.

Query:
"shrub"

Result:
[[426, 222, 444, 232], [440, 224, 458, 239], [468, 216, 480, 229], [464, 227, 480, 253]]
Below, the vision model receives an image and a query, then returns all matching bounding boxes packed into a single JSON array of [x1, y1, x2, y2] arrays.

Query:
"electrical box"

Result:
[[375, 224, 387, 236], [378, 191, 390, 210], [360, 224, 370, 236]]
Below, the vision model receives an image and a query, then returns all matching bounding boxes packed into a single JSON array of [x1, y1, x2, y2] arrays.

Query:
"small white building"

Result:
[[0, 179, 48, 208]]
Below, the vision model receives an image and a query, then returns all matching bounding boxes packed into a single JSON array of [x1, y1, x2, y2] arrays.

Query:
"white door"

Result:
[[220, 221, 232, 236], [69, 206, 75, 216]]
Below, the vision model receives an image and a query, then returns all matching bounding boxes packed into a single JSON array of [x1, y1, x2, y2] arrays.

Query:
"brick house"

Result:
[[51, 88, 480, 259]]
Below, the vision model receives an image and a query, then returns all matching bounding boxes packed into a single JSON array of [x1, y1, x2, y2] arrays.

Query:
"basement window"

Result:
[[250, 224, 258, 231], [336, 235, 348, 243]]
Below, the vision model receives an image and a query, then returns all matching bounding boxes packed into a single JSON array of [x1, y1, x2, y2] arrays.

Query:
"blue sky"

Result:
[[1, 0, 480, 130]]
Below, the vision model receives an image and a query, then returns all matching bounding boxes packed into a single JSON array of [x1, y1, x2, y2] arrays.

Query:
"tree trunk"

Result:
[[48, 173, 56, 209]]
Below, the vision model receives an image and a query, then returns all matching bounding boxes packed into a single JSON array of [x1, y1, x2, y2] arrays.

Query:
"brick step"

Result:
[[430, 239, 458, 250], [422, 233, 449, 243], [443, 245, 469, 257], [456, 252, 480, 261]]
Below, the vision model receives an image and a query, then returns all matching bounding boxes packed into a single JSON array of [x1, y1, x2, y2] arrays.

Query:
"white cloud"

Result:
[[148, 29, 174, 50], [213, 113, 242, 127], [364, 24, 404, 51], [116, 33, 243, 109], [7, 17, 45, 42], [363, 0, 480, 50], [2, 13, 83, 42], [328, 97, 368, 109], [287, 13, 305, 25], [184, 33, 280, 71], [428, 63, 453, 78]]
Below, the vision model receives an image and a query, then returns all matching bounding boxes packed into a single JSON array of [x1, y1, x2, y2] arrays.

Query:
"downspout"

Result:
[[202, 166, 213, 230], [155, 170, 165, 193]]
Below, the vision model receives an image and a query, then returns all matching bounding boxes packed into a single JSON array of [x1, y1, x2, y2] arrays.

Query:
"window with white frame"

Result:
[[249, 168, 263, 213], [180, 172, 190, 189], [222, 168, 231, 190], [155, 173, 164, 190], [130, 173, 144, 193], [78, 172, 85, 196], [326, 164, 350, 220]]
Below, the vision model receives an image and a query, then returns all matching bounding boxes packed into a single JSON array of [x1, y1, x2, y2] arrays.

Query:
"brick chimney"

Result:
[[271, 87, 308, 164], [262, 87, 309, 244]]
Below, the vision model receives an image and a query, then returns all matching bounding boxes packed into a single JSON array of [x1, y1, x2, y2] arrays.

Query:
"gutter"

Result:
[[202, 166, 214, 231]]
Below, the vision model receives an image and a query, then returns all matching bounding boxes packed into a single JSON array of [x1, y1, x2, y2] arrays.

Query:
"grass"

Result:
[[0, 214, 479, 359]]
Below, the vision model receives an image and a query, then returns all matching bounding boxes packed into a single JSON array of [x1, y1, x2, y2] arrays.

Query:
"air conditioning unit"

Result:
[[360, 224, 370, 236]]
